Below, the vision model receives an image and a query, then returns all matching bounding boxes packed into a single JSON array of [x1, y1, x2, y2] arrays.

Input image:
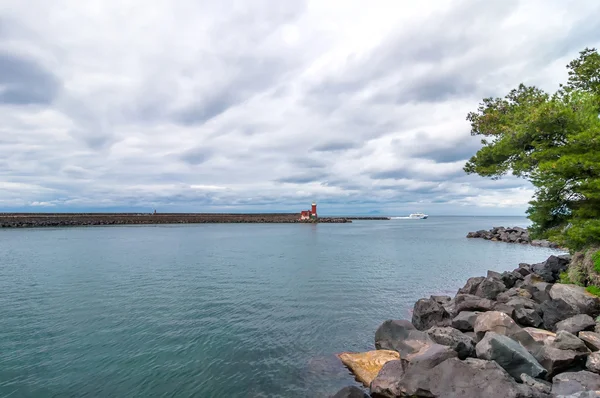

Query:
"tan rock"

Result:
[[580, 331, 600, 351], [474, 311, 519, 339], [588, 352, 600, 374], [524, 327, 556, 345], [337, 350, 400, 387]]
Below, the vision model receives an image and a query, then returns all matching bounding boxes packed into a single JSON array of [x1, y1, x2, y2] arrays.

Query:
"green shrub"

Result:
[[593, 250, 600, 274], [586, 285, 600, 297], [559, 271, 572, 284]]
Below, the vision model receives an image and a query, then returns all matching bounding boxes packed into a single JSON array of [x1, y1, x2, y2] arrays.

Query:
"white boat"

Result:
[[408, 213, 428, 219]]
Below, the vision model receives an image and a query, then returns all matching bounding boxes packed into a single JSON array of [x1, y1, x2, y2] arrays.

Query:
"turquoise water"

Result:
[[0, 217, 562, 397]]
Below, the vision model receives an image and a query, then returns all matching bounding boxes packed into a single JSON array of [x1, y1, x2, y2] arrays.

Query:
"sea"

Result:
[[0, 216, 564, 397]]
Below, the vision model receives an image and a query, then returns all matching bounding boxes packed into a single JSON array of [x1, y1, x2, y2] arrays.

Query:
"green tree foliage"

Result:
[[464, 48, 600, 250]]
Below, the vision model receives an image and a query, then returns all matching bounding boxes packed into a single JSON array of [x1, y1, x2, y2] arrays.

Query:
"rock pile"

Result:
[[466, 226, 560, 248], [332, 254, 600, 397]]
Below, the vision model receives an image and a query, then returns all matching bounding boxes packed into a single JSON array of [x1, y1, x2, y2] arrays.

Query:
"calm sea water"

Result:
[[0, 216, 563, 397]]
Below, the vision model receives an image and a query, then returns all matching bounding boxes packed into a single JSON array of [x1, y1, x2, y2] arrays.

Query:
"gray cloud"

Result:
[[311, 140, 358, 152], [0, 52, 60, 105], [0, 0, 597, 214]]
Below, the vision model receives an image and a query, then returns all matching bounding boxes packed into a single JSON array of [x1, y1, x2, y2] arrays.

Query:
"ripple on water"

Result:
[[0, 218, 563, 397]]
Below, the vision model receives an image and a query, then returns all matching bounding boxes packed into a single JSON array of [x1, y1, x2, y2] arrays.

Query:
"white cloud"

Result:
[[0, 0, 598, 214]]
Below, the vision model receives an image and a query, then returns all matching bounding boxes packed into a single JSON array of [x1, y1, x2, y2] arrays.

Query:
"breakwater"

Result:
[[0, 213, 355, 228], [467, 226, 560, 248], [332, 252, 600, 397]]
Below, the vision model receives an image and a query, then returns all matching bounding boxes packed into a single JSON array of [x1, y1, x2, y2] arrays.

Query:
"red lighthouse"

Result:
[[311, 202, 317, 218]]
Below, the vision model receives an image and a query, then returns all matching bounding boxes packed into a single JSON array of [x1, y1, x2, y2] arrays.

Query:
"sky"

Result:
[[0, 0, 599, 216]]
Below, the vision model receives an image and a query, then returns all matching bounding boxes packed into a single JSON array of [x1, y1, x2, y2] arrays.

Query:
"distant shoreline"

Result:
[[0, 213, 391, 228]]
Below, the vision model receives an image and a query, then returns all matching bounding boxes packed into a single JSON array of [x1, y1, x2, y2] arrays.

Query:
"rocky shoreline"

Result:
[[331, 252, 600, 397], [467, 226, 560, 248], [0, 213, 359, 228]]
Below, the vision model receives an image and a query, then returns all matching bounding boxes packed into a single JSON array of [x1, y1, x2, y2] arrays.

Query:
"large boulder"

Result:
[[426, 326, 475, 359], [331, 386, 370, 398], [474, 311, 520, 340], [454, 294, 495, 313], [452, 311, 480, 332], [549, 284, 600, 318], [587, 352, 600, 374], [475, 332, 546, 381], [475, 277, 507, 300], [393, 357, 539, 398], [337, 350, 400, 387], [520, 373, 552, 395], [580, 332, 600, 351], [506, 296, 541, 310], [497, 287, 533, 303], [412, 297, 451, 330], [405, 343, 458, 367], [515, 307, 544, 328], [458, 276, 485, 295], [431, 295, 452, 305], [524, 327, 557, 345], [552, 371, 600, 396], [537, 345, 588, 378], [532, 255, 571, 283], [374, 320, 433, 357], [557, 315, 597, 335], [521, 274, 552, 303], [369, 359, 406, 398], [502, 271, 524, 289], [553, 331, 591, 353], [542, 299, 581, 331]]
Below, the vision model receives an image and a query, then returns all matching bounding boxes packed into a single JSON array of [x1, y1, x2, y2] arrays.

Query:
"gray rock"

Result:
[[497, 287, 533, 303], [588, 352, 600, 374], [506, 296, 540, 310], [522, 274, 552, 303], [553, 331, 591, 353], [532, 255, 571, 283], [426, 326, 476, 359], [520, 373, 552, 394], [406, 343, 457, 368], [374, 320, 433, 357], [501, 271, 524, 289], [369, 359, 407, 398], [580, 332, 600, 351], [475, 277, 507, 300], [515, 307, 544, 328], [394, 357, 539, 398], [492, 302, 515, 318], [542, 299, 581, 331], [475, 332, 546, 381], [452, 311, 480, 332], [517, 263, 533, 277], [537, 345, 588, 378], [412, 297, 451, 330], [431, 295, 451, 304], [553, 371, 600, 396], [488, 270, 503, 279], [454, 294, 495, 313], [549, 284, 600, 318], [557, 315, 597, 335], [458, 276, 485, 295], [331, 386, 369, 398], [555, 391, 600, 398]]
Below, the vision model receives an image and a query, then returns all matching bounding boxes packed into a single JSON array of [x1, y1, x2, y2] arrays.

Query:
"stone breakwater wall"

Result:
[[0, 213, 352, 228], [332, 254, 600, 398], [467, 226, 560, 248]]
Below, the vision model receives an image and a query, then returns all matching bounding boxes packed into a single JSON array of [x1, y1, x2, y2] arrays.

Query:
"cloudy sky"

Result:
[[1, 0, 598, 215]]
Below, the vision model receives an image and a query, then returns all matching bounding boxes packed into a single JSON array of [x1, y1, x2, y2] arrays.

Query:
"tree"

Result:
[[464, 48, 600, 250]]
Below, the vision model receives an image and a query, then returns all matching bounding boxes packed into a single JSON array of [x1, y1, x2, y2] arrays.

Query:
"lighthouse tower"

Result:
[[311, 202, 317, 218]]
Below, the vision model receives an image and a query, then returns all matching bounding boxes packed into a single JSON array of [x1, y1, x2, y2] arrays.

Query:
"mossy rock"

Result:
[[569, 247, 600, 287]]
